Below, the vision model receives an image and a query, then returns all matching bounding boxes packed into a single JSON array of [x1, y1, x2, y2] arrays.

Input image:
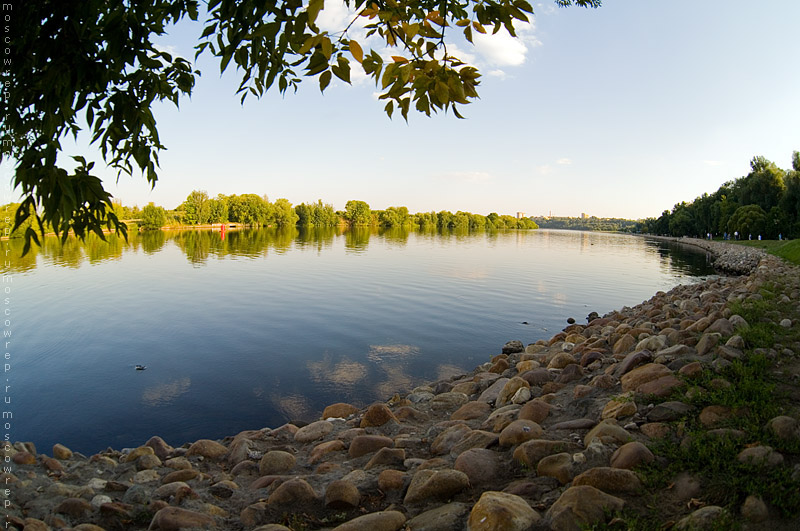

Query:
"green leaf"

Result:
[[319, 70, 332, 91], [349, 39, 363, 64], [384, 100, 394, 119], [307, 0, 324, 26], [332, 56, 351, 83]]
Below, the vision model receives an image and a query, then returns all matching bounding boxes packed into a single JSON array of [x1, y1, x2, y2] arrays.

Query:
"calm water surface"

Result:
[[5, 228, 714, 454]]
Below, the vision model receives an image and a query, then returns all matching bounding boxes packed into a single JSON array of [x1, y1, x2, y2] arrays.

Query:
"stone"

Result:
[[322, 402, 359, 419], [309, 440, 346, 464], [647, 401, 694, 422], [601, 395, 636, 420], [612, 334, 636, 355], [520, 368, 553, 387], [451, 401, 491, 421], [467, 491, 540, 531], [502, 340, 525, 354], [349, 435, 394, 458], [610, 442, 655, 469], [365, 447, 406, 469], [259, 450, 296, 475], [548, 352, 578, 369], [154, 481, 193, 499], [584, 420, 633, 447], [482, 405, 521, 432], [767, 415, 800, 441], [780, 318, 793, 328], [640, 422, 671, 439], [161, 468, 200, 484], [124, 445, 155, 462], [165, 456, 192, 470], [54, 497, 93, 518], [737, 445, 784, 467], [133, 469, 161, 483], [636, 375, 682, 397], [518, 400, 550, 424], [431, 424, 472, 455], [404, 469, 470, 504], [478, 377, 510, 403], [516, 360, 540, 372], [489, 358, 510, 373], [431, 392, 470, 411], [407, 502, 470, 530], [513, 439, 579, 468], [699, 405, 733, 427], [546, 485, 625, 531], [148, 506, 216, 530], [536, 452, 573, 484], [675, 506, 729, 530], [267, 478, 318, 505], [450, 430, 499, 456], [137, 453, 163, 470], [636, 335, 666, 352], [52, 443, 73, 460], [740, 495, 768, 522], [11, 451, 35, 465], [678, 361, 703, 378], [294, 420, 334, 443], [620, 363, 672, 392], [454, 448, 498, 485], [378, 469, 406, 491], [186, 439, 228, 459], [325, 479, 361, 509], [331, 511, 407, 531], [572, 467, 642, 495], [706, 317, 734, 335], [716, 345, 743, 361], [361, 403, 397, 427], [696, 333, 721, 356], [556, 363, 584, 384], [498, 419, 544, 446], [550, 418, 596, 430]]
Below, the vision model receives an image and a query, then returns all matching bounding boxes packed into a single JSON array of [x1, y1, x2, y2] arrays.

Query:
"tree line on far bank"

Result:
[[637, 152, 800, 239], [1, 193, 537, 237]]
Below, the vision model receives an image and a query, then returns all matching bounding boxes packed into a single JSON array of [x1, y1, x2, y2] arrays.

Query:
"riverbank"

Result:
[[3, 242, 799, 530]]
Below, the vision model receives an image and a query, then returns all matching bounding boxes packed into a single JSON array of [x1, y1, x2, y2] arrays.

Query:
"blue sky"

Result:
[[8, 1, 800, 219]]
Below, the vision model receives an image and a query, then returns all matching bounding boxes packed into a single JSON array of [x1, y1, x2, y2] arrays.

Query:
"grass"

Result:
[[615, 280, 800, 528], [729, 238, 800, 266]]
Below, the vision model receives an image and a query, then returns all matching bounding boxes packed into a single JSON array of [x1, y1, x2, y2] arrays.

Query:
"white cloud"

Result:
[[703, 160, 723, 166], [557, 158, 572, 165], [472, 21, 541, 67], [487, 69, 508, 79]]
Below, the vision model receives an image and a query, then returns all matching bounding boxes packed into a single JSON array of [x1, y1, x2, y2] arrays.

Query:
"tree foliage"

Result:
[[638, 152, 800, 239], [141, 203, 168, 230], [2, 0, 600, 253]]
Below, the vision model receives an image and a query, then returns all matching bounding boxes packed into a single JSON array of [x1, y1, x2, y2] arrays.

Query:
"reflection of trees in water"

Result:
[[140, 230, 166, 254], [344, 226, 372, 253], [296, 226, 339, 254], [2, 238, 39, 273], [643, 239, 716, 276], [173, 230, 212, 265]]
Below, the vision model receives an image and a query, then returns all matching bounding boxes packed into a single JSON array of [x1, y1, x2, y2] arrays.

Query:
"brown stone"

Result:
[[584, 420, 633, 447], [325, 479, 360, 509], [467, 491, 540, 531], [360, 403, 397, 427], [699, 405, 733, 427], [431, 424, 472, 455], [378, 469, 406, 491], [322, 402, 360, 419], [54, 497, 93, 518], [513, 439, 578, 468], [454, 448, 498, 485], [259, 450, 295, 475], [348, 435, 393, 458], [498, 420, 544, 446], [186, 439, 228, 459], [404, 469, 470, 504], [678, 361, 703, 378], [267, 478, 318, 505], [365, 447, 406, 469], [547, 485, 625, 530], [309, 440, 346, 464], [331, 511, 406, 531], [145, 435, 174, 460], [52, 443, 73, 460], [149, 506, 216, 530], [518, 400, 550, 424], [451, 401, 491, 421], [161, 468, 200, 484], [640, 422, 671, 439], [610, 442, 654, 469], [572, 467, 643, 494], [536, 452, 573, 484], [620, 363, 672, 392], [601, 395, 636, 420], [295, 420, 334, 443], [636, 375, 682, 397], [124, 446, 155, 463]]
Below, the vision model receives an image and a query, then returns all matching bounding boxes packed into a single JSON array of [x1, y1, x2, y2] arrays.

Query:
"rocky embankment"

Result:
[[4, 245, 800, 530], [645, 236, 767, 275]]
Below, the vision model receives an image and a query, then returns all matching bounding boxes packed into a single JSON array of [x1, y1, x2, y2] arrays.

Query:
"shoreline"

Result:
[[4, 240, 799, 530]]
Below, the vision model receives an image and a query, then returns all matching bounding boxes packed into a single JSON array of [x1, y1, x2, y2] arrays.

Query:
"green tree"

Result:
[[3, 1, 600, 252], [736, 157, 786, 213], [272, 198, 299, 226], [208, 194, 230, 224], [727, 205, 767, 238], [345, 200, 372, 226], [182, 190, 211, 224], [141, 203, 167, 230]]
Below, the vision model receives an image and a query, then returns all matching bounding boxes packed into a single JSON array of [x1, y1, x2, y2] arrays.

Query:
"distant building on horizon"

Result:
[[516, 212, 525, 219], [581, 212, 589, 219]]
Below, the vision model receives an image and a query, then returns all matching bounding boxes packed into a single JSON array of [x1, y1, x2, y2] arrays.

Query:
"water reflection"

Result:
[[142, 377, 192, 407]]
